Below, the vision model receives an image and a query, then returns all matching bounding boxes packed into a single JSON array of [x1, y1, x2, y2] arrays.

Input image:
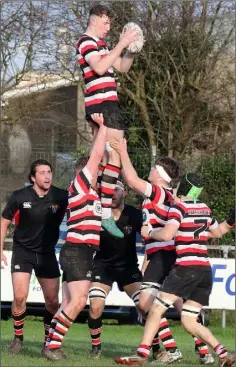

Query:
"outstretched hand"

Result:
[[91, 113, 104, 127], [110, 138, 127, 154]]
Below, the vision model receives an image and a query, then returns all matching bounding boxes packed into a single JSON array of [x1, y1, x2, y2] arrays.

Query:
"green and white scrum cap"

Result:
[[177, 173, 204, 200]]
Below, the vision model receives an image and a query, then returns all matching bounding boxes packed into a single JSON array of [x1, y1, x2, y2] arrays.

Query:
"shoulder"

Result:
[[76, 34, 97, 47], [124, 205, 142, 218], [51, 186, 68, 200], [11, 186, 31, 199]]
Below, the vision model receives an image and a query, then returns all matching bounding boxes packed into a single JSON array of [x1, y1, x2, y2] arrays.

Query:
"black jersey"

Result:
[[95, 205, 142, 267], [2, 185, 68, 253]]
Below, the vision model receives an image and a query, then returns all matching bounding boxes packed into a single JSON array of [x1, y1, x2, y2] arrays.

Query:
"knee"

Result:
[[71, 296, 87, 313], [138, 297, 152, 314], [90, 303, 104, 319], [88, 287, 107, 318], [149, 303, 166, 318], [14, 294, 27, 307], [45, 295, 59, 312]]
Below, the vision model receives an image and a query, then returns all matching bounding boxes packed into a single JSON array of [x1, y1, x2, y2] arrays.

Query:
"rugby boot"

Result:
[[150, 348, 182, 365], [219, 353, 236, 367], [102, 217, 124, 238], [88, 345, 102, 359], [200, 353, 214, 365], [152, 349, 166, 361], [8, 338, 23, 355], [41, 347, 66, 360]]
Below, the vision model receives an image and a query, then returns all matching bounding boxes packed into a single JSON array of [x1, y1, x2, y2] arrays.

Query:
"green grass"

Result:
[[1, 318, 235, 366]]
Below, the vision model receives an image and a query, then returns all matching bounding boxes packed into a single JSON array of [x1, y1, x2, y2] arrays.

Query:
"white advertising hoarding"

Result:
[[1, 251, 235, 310]]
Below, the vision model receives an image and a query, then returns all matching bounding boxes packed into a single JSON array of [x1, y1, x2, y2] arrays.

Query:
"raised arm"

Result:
[[86, 113, 107, 178], [78, 30, 137, 76], [113, 51, 135, 73], [110, 138, 147, 195]]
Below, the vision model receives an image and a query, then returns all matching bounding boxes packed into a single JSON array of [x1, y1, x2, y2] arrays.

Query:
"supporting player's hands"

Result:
[[119, 28, 139, 49], [1, 252, 8, 269], [91, 113, 104, 127], [141, 225, 150, 238], [110, 137, 127, 154]]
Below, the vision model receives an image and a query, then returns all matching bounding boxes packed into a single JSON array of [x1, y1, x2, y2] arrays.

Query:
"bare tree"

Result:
[[105, 0, 235, 158], [1, 0, 235, 160]]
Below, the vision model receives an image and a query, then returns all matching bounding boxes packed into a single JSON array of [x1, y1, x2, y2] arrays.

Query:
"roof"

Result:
[[1, 72, 80, 103]]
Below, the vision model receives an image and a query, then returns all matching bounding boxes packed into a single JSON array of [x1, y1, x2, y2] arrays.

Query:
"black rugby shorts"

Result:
[[92, 260, 143, 291], [11, 246, 60, 279], [85, 101, 125, 130], [160, 265, 213, 306], [60, 242, 95, 283], [143, 250, 176, 285]]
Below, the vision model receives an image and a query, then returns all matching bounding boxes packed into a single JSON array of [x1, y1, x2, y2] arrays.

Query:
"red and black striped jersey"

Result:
[[167, 200, 218, 267], [66, 166, 102, 248], [142, 182, 175, 256], [76, 34, 118, 114]]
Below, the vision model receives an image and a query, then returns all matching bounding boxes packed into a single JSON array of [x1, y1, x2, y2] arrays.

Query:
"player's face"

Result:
[[148, 166, 159, 183], [112, 187, 124, 208], [32, 165, 52, 191], [94, 14, 111, 39]]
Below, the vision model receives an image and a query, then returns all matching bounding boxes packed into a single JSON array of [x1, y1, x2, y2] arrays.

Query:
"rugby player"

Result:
[[42, 113, 107, 361], [76, 4, 139, 237], [115, 173, 235, 367], [1, 160, 68, 355], [111, 139, 214, 364], [88, 180, 143, 358]]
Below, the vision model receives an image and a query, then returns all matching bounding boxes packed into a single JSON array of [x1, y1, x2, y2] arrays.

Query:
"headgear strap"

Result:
[[155, 165, 171, 183]]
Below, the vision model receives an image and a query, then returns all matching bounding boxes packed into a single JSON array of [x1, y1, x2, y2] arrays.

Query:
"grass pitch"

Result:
[[1, 317, 235, 366]]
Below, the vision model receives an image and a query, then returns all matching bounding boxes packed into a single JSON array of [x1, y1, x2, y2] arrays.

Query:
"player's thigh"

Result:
[[37, 277, 60, 303], [139, 252, 166, 308], [11, 272, 31, 300], [11, 247, 33, 300], [67, 279, 91, 304], [123, 282, 142, 298]]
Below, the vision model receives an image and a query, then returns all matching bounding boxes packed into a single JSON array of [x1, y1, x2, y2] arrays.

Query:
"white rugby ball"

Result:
[[122, 22, 144, 53]]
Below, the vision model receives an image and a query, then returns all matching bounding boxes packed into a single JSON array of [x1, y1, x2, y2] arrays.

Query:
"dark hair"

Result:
[[75, 156, 89, 172], [89, 4, 111, 18], [28, 159, 52, 184], [155, 157, 180, 182], [177, 173, 204, 198]]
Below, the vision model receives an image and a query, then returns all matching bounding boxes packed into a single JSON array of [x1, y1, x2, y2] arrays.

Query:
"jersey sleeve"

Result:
[[1, 192, 19, 221], [144, 183, 166, 205], [73, 166, 92, 195], [167, 204, 183, 227], [209, 217, 219, 230], [77, 36, 99, 63]]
